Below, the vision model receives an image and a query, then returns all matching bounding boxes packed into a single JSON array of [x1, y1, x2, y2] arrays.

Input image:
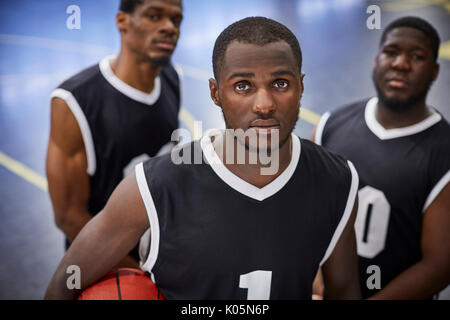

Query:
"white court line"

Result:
[[0, 33, 321, 126], [0, 33, 113, 55]]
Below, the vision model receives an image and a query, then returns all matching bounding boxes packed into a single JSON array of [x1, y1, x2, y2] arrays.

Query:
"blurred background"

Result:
[[0, 0, 448, 299]]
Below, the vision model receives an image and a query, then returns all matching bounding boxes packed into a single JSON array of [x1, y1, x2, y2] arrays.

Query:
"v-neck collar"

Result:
[[99, 55, 161, 105], [364, 97, 441, 140], [200, 129, 301, 201]]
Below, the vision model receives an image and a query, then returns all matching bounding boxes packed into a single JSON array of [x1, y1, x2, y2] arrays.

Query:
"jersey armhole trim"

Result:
[[173, 63, 183, 110], [314, 112, 331, 146], [50, 88, 96, 176], [319, 160, 359, 266], [423, 169, 450, 213], [135, 162, 160, 279]]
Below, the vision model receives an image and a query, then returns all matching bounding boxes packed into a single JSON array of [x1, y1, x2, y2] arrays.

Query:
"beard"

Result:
[[148, 56, 171, 67], [372, 72, 431, 113]]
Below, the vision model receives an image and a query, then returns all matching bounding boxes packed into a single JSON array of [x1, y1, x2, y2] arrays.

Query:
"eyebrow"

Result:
[[271, 70, 297, 78], [143, 5, 182, 16], [227, 72, 254, 81], [383, 43, 427, 52], [227, 70, 297, 81]]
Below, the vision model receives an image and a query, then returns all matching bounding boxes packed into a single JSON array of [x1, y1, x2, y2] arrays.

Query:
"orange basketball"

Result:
[[78, 268, 165, 300]]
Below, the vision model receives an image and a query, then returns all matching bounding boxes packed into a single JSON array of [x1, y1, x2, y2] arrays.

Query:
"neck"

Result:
[[110, 47, 160, 94], [376, 97, 432, 129], [212, 132, 293, 189]]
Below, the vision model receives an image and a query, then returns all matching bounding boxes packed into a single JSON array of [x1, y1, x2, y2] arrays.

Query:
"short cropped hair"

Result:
[[212, 17, 302, 80], [380, 16, 440, 61], [119, 0, 143, 13]]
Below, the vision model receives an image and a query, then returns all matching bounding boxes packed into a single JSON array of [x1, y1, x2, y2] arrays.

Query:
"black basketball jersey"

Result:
[[51, 55, 181, 216], [316, 97, 450, 298], [135, 131, 359, 299]]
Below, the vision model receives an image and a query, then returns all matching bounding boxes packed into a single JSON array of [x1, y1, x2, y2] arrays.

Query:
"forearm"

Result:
[[55, 208, 92, 243], [45, 265, 82, 300], [325, 277, 361, 300], [113, 255, 140, 270], [369, 259, 450, 300]]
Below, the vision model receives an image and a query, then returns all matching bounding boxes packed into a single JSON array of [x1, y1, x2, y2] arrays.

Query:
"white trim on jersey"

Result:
[[314, 111, 331, 146], [99, 55, 162, 105], [200, 130, 301, 202], [50, 88, 96, 176], [135, 162, 160, 279], [423, 169, 450, 213], [173, 63, 184, 111], [365, 97, 442, 140], [319, 161, 359, 266]]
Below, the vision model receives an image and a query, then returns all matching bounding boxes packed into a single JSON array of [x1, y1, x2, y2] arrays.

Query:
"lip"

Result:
[[249, 119, 280, 134], [249, 119, 280, 128], [154, 40, 176, 51], [386, 77, 408, 89]]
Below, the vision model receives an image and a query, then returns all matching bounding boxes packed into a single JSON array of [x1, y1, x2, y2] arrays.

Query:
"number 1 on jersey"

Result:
[[239, 270, 272, 300]]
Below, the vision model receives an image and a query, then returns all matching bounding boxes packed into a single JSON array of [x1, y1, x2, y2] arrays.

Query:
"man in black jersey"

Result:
[[46, 17, 361, 300], [312, 17, 450, 299], [46, 0, 183, 269]]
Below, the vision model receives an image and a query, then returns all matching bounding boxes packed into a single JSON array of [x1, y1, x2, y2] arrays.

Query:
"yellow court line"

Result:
[[439, 41, 450, 60], [179, 107, 198, 137], [382, 0, 450, 12], [0, 33, 322, 127], [299, 107, 321, 126], [0, 108, 198, 192], [0, 105, 318, 192], [180, 106, 320, 132], [0, 151, 48, 191]]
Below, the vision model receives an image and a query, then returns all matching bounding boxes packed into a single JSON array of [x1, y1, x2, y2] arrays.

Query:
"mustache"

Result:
[[151, 37, 177, 45]]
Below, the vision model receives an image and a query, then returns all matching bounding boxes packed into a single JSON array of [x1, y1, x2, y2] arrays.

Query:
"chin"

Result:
[[378, 92, 424, 113], [147, 55, 171, 67], [375, 83, 427, 113]]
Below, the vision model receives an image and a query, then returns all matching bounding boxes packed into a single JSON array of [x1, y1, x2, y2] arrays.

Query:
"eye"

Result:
[[235, 82, 250, 92], [148, 14, 160, 21], [273, 80, 288, 89], [383, 49, 396, 57], [171, 16, 182, 27], [412, 54, 425, 61]]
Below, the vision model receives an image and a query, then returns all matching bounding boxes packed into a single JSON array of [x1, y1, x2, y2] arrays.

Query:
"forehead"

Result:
[[382, 27, 432, 52], [221, 41, 299, 79]]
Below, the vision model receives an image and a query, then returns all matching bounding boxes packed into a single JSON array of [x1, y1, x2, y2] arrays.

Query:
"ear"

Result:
[[431, 62, 439, 82], [209, 78, 221, 107], [299, 72, 305, 96], [116, 11, 130, 33]]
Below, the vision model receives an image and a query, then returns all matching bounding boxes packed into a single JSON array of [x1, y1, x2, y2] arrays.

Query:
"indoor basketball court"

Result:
[[0, 0, 449, 299]]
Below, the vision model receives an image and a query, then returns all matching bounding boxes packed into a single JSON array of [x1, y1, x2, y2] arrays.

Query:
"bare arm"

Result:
[[46, 97, 92, 242], [322, 198, 361, 299], [369, 183, 450, 300], [45, 172, 150, 299], [46, 97, 139, 269]]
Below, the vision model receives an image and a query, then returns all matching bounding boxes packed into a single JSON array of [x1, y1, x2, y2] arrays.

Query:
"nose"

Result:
[[159, 17, 177, 36], [391, 53, 411, 71], [252, 88, 276, 117]]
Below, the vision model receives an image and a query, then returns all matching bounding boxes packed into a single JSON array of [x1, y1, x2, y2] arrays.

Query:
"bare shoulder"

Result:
[[49, 97, 84, 156], [100, 171, 149, 230]]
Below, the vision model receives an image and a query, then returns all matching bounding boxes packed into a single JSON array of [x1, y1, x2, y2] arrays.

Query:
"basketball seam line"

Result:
[[115, 271, 122, 300]]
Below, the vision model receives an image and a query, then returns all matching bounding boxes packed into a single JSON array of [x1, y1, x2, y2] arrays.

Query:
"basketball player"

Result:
[[45, 17, 361, 300], [312, 17, 450, 299], [46, 0, 183, 269]]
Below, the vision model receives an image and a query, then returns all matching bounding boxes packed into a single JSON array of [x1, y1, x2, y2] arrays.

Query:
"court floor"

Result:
[[0, 0, 449, 299]]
